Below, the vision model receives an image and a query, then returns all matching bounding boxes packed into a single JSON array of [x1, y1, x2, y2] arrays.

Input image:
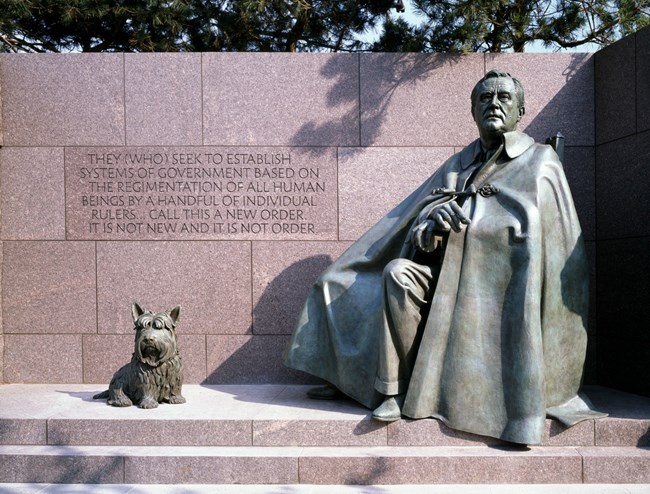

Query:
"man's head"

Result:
[[471, 70, 525, 147]]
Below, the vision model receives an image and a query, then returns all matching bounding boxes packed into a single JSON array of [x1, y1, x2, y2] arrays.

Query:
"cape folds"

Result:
[[285, 131, 603, 444]]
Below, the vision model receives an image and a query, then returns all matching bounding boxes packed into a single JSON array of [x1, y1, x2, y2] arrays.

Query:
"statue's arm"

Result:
[[409, 194, 472, 253]]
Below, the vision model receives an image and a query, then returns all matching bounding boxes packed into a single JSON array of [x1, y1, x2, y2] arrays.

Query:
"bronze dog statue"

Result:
[[94, 303, 185, 408]]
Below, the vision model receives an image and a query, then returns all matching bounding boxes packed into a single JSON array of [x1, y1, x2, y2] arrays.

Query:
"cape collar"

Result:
[[459, 131, 535, 170]]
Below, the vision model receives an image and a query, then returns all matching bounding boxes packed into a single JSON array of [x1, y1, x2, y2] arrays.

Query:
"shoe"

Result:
[[372, 395, 404, 422], [306, 384, 343, 400]]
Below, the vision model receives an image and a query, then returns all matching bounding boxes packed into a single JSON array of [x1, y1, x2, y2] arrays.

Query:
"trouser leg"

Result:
[[375, 258, 435, 396]]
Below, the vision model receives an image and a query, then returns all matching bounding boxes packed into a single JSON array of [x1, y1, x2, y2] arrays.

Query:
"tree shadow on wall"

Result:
[[290, 53, 464, 154], [206, 52, 601, 390], [204, 254, 338, 386], [518, 53, 597, 384], [517, 53, 593, 145]]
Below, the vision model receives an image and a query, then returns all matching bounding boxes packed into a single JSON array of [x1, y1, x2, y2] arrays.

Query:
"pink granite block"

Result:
[[596, 241, 649, 357], [252, 241, 351, 335], [586, 386, 650, 418], [0, 148, 65, 240], [638, 26, 650, 133], [82, 334, 206, 384], [0, 447, 124, 483], [299, 446, 582, 484], [360, 54, 484, 147], [3, 241, 96, 334], [177, 334, 207, 384], [584, 325, 598, 385], [563, 146, 595, 241], [0, 242, 2, 334], [597, 337, 650, 397], [387, 419, 500, 447], [338, 147, 454, 240], [0, 77, 3, 147], [0, 335, 3, 384], [581, 446, 650, 483], [0, 420, 47, 445], [596, 418, 650, 446], [125, 53, 202, 146], [0, 240, 3, 382], [124, 451, 299, 484], [253, 419, 386, 447], [48, 419, 251, 446], [96, 241, 251, 335], [3, 335, 83, 383], [0, 54, 125, 146], [388, 418, 594, 447], [585, 241, 597, 337], [595, 35, 637, 144], [206, 335, 314, 384], [82, 334, 135, 384], [486, 53, 594, 146], [203, 53, 359, 146], [64, 146, 338, 241], [544, 419, 595, 446], [588, 387, 650, 418]]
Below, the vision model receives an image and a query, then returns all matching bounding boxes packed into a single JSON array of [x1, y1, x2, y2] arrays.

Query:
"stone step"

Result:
[[4, 485, 650, 494], [1, 384, 649, 448], [2, 384, 650, 485], [2, 444, 650, 484]]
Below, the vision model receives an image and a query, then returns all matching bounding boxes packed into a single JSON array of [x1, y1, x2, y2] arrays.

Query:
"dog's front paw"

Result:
[[139, 398, 159, 409], [168, 395, 186, 404], [108, 396, 132, 407]]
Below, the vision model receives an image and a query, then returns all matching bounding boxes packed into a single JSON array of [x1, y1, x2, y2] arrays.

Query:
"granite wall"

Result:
[[594, 27, 650, 396], [0, 50, 601, 385]]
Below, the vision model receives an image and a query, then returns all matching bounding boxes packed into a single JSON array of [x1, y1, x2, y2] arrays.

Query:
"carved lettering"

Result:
[[67, 148, 331, 239]]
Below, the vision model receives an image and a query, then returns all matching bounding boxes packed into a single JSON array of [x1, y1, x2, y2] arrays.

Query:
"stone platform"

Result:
[[1, 385, 649, 485], [2, 485, 650, 493]]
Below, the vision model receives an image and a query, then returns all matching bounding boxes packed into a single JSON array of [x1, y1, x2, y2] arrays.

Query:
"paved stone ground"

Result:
[[1, 484, 650, 493], [2, 385, 650, 488]]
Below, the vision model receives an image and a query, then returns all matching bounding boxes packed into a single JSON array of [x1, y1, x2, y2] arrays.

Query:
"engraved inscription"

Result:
[[65, 147, 336, 240]]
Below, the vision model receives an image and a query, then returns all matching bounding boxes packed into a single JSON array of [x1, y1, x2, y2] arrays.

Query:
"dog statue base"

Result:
[[93, 303, 185, 409]]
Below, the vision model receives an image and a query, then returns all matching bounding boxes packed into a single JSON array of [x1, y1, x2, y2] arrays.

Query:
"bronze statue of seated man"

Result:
[[285, 70, 605, 445]]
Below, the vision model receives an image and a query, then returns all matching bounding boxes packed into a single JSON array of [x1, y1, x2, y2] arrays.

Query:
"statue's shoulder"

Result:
[[449, 139, 482, 171], [507, 131, 562, 167], [518, 138, 570, 191], [529, 141, 563, 171]]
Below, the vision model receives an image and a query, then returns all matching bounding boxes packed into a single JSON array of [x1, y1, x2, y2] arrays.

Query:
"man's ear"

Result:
[[517, 106, 526, 122]]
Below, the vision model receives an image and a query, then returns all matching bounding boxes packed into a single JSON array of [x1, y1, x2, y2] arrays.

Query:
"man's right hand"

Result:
[[411, 202, 470, 253], [428, 201, 470, 233]]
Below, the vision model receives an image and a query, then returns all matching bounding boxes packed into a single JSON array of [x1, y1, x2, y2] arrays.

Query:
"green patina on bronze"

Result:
[[94, 303, 186, 409], [285, 70, 606, 445]]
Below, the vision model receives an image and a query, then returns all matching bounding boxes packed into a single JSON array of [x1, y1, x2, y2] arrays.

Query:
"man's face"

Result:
[[472, 77, 522, 138]]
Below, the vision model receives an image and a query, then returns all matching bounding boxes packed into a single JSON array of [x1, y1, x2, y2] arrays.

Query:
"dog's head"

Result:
[[132, 303, 181, 367]]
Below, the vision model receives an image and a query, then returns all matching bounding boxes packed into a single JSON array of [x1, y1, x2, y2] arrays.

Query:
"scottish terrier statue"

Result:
[[94, 303, 186, 408]]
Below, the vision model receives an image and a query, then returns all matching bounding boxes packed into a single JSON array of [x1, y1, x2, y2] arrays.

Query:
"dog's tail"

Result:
[[93, 390, 109, 399]]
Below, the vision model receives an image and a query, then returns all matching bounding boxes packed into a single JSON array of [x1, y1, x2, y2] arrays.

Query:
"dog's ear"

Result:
[[168, 305, 181, 325], [132, 302, 146, 322]]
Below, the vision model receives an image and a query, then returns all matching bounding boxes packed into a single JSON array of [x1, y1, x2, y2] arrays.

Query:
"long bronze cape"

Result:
[[285, 131, 604, 444]]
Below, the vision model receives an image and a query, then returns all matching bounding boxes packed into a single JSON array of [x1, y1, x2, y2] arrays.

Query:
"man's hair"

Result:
[[471, 70, 525, 111]]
